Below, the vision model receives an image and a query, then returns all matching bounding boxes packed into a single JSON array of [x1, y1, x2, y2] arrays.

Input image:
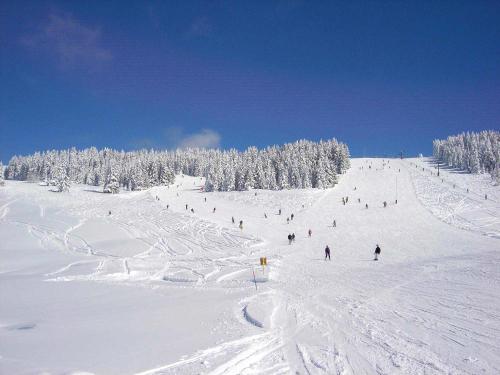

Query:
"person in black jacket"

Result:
[[325, 245, 331, 260], [374, 244, 381, 261]]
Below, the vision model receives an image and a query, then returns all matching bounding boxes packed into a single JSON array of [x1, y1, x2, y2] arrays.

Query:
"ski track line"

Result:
[[45, 260, 99, 276], [403, 160, 500, 239], [133, 333, 274, 375], [0, 198, 19, 220]]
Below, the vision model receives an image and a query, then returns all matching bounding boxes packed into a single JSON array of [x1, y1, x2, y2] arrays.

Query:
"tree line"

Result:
[[3, 138, 350, 192], [432, 130, 499, 182]]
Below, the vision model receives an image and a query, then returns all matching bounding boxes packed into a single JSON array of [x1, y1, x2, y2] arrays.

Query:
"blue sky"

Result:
[[1, 1, 499, 162]]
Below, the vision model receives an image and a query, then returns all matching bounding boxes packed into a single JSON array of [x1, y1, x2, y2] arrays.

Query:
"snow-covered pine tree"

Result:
[[313, 152, 328, 189], [469, 149, 480, 174], [103, 172, 120, 194], [160, 165, 175, 186], [55, 165, 71, 192], [253, 157, 266, 189], [491, 163, 500, 185], [275, 157, 289, 189]]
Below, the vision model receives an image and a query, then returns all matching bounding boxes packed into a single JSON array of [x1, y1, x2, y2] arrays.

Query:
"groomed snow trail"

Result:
[[0, 158, 498, 374]]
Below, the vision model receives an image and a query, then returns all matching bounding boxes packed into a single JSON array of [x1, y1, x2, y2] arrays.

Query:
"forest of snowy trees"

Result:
[[433, 130, 500, 181], [4, 139, 350, 192]]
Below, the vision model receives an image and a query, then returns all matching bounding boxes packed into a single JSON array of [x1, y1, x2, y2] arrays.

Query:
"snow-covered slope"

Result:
[[0, 158, 498, 374]]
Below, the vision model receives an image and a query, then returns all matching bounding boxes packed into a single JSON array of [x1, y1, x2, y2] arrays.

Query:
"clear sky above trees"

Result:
[[1, 0, 499, 162]]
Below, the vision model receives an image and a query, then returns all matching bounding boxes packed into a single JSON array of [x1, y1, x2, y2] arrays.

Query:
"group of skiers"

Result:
[[231, 216, 244, 229], [341, 193, 394, 209], [165, 184, 385, 264]]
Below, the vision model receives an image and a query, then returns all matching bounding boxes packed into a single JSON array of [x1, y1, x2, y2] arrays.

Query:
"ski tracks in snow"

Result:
[[3, 161, 500, 374], [405, 158, 500, 239]]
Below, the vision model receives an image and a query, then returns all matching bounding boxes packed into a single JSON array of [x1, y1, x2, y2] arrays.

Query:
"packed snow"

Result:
[[1, 158, 499, 374]]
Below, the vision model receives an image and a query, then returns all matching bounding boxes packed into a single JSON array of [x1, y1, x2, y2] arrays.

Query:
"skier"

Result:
[[288, 234, 292, 245], [374, 245, 381, 261], [239, 220, 243, 230], [333, 220, 336, 228], [325, 245, 331, 260], [358, 198, 361, 203], [278, 208, 281, 215], [185, 204, 188, 210], [213, 207, 216, 213], [191, 208, 194, 213], [264, 213, 267, 219], [167, 204, 169, 209], [342, 197, 345, 205], [366, 203, 369, 209], [287, 217, 290, 224], [292, 233, 296, 242], [232, 216, 235, 224], [308, 229, 312, 237], [291, 213, 294, 220], [383, 201, 387, 208], [346, 196, 349, 203], [204, 197, 207, 202], [485, 194, 488, 200], [108, 210, 112, 216]]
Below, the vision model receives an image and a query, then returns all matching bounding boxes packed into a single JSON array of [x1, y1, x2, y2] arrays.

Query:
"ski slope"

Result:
[[0, 158, 499, 374]]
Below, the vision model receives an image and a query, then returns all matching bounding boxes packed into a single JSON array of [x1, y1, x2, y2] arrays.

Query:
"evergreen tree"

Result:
[[313, 152, 328, 189], [103, 173, 120, 194], [55, 166, 71, 192], [160, 166, 175, 186]]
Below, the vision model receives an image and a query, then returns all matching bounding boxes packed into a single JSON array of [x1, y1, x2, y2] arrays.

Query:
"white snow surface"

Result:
[[0, 158, 499, 374]]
